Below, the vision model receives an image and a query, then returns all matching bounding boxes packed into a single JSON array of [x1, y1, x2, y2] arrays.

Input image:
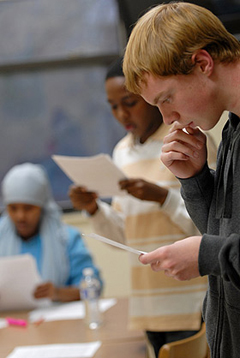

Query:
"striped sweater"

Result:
[[89, 123, 217, 331]]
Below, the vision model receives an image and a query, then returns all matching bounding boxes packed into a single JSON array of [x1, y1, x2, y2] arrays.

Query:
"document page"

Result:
[[6, 341, 102, 358], [84, 233, 147, 255], [0, 254, 50, 311], [0, 318, 8, 329], [52, 154, 127, 197], [29, 298, 117, 322]]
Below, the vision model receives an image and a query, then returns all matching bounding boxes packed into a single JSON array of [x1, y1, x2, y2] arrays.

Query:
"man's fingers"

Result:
[[139, 249, 163, 265], [151, 261, 162, 272]]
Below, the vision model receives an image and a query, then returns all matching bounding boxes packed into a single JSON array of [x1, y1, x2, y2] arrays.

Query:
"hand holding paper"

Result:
[[0, 254, 50, 311]]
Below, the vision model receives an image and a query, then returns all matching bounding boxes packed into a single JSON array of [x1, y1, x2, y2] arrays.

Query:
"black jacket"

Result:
[[180, 113, 240, 358]]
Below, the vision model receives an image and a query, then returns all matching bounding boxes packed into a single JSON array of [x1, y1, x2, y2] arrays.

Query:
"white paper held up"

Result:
[[52, 154, 127, 198], [0, 254, 50, 311], [83, 233, 147, 255]]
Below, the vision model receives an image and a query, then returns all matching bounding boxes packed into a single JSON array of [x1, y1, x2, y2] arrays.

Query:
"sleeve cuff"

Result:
[[199, 234, 225, 276]]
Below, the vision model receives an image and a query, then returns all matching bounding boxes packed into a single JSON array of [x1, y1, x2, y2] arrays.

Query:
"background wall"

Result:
[[117, 0, 240, 39], [0, 0, 126, 210]]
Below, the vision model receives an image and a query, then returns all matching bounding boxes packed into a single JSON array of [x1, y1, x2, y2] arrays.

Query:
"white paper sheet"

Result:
[[0, 318, 8, 329], [6, 341, 102, 358], [84, 233, 147, 255], [29, 298, 117, 322], [0, 254, 51, 311], [52, 154, 127, 197]]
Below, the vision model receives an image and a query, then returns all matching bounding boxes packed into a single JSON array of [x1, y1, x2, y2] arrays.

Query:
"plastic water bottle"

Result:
[[80, 267, 103, 329]]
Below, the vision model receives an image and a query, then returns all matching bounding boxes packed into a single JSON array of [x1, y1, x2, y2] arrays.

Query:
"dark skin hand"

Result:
[[34, 282, 80, 302], [119, 179, 168, 205], [69, 180, 168, 216], [68, 185, 99, 215]]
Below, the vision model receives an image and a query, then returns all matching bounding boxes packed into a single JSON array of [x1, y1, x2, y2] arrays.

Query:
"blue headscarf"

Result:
[[0, 163, 69, 286]]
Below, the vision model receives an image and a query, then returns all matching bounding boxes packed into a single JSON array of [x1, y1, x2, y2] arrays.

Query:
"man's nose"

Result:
[[157, 106, 180, 125]]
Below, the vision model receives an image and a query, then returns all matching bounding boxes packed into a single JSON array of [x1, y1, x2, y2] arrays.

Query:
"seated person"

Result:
[[0, 163, 102, 302]]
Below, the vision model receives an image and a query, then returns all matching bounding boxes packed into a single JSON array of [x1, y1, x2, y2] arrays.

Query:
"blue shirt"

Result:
[[21, 225, 102, 287]]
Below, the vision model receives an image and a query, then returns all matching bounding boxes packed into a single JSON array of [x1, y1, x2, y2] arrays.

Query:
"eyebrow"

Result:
[[153, 92, 165, 105]]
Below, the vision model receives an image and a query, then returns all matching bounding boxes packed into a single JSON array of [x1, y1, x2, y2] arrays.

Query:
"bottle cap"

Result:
[[83, 267, 94, 276]]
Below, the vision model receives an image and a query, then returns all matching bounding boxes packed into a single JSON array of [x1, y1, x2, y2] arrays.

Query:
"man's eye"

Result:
[[162, 98, 170, 104]]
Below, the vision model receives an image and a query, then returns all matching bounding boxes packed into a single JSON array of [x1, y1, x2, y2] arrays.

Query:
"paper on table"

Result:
[[0, 254, 51, 311], [6, 341, 102, 358], [52, 154, 127, 198], [84, 233, 147, 255], [29, 298, 117, 322], [0, 318, 8, 329]]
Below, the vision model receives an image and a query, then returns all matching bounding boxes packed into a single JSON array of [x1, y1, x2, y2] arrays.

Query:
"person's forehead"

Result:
[[140, 73, 168, 104], [140, 72, 192, 101]]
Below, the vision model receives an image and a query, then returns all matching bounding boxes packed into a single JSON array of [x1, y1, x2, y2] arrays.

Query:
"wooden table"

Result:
[[0, 298, 147, 358]]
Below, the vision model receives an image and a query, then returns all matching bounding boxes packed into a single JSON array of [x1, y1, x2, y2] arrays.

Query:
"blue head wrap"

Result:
[[0, 163, 69, 286]]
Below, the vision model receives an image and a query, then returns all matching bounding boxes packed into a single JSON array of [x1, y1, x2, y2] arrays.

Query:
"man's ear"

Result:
[[191, 49, 214, 75]]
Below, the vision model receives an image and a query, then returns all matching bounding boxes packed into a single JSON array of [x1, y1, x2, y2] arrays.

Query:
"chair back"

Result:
[[158, 323, 209, 358]]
